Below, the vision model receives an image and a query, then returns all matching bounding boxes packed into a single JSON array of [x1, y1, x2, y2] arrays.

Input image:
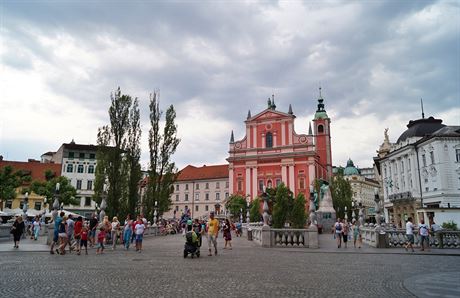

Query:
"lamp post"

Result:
[[239, 208, 243, 223], [153, 200, 158, 228], [352, 201, 356, 222], [246, 199, 250, 225], [99, 184, 107, 223], [344, 206, 348, 221], [309, 185, 317, 228], [374, 188, 381, 227], [22, 192, 29, 222], [358, 199, 364, 226], [52, 183, 60, 221]]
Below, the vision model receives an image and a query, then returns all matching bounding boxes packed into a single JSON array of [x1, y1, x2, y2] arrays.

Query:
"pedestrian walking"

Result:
[[89, 213, 98, 247], [342, 220, 349, 248], [33, 215, 41, 241], [111, 216, 120, 250], [103, 216, 111, 244], [74, 217, 83, 255], [66, 215, 75, 253], [134, 216, 145, 253], [80, 225, 88, 255], [57, 216, 68, 254], [334, 218, 343, 248], [96, 226, 106, 254], [123, 214, 133, 250], [352, 219, 361, 249], [50, 211, 64, 254], [11, 216, 25, 249], [207, 211, 219, 256], [223, 218, 232, 250], [404, 217, 415, 252], [418, 219, 430, 251]]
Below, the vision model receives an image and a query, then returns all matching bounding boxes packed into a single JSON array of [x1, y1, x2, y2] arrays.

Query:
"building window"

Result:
[[196, 183, 200, 190], [225, 192, 229, 199], [5, 200, 12, 209], [67, 164, 73, 173], [216, 193, 220, 200], [456, 149, 460, 162], [87, 180, 93, 190], [318, 125, 324, 133], [205, 205, 209, 211], [89, 153, 95, 159], [237, 180, 242, 192], [422, 154, 426, 167], [205, 183, 209, 189], [299, 178, 305, 189], [185, 194, 189, 201], [185, 184, 189, 191], [76, 180, 82, 190], [205, 193, 209, 201], [226, 181, 229, 188], [195, 193, 199, 201], [79, 152, 85, 159], [276, 179, 281, 187], [85, 197, 91, 206], [216, 182, 220, 189], [88, 165, 95, 174], [176, 184, 179, 191], [175, 195, 179, 202], [34, 202, 41, 210], [195, 205, 199, 212], [430, 151, 435, 164], [259, 180, 264, 191], [266, 132, 273, 148], [69, 152, 74, 158], [77, 164, 84, 173]]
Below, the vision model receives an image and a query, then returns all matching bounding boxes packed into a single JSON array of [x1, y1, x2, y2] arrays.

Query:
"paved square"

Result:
[[0, 235, 459, 297]]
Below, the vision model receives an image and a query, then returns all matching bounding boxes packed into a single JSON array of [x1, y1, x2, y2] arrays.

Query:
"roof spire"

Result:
[[247, 110, 251, 119], [230, 130, 234, 143], [308, 122, 312, 135], [421, 98, 425, 119], [271, 94, 276, 110], [288, 104, 293, 115]]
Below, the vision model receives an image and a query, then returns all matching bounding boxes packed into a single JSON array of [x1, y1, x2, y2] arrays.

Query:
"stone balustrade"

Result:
[[242, 223, 318, 248]]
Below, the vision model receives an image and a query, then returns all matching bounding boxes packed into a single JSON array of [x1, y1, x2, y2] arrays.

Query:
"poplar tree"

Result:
[[330, 173, 353, 219], [146, 91, 180, 220]]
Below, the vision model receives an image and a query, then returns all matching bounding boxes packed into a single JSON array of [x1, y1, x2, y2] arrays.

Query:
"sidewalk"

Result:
[[0, 236, 49, 252]]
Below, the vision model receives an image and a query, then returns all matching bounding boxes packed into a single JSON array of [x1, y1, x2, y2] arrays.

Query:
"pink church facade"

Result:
[[227, 91, 332, 209]]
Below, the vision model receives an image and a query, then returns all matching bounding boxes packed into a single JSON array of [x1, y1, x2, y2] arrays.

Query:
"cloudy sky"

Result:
[[1, 0, 459, 171]]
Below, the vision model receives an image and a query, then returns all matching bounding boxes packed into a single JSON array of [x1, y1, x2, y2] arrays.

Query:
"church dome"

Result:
[[397, 117, 445, 143], [344, 159, 359, 176]]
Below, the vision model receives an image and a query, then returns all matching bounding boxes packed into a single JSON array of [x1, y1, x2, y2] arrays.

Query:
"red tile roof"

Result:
[[0, 160, 62, 183], [178, 164, 228, 181]]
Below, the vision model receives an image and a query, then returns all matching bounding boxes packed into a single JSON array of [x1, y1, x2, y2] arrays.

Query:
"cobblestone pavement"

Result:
[[0, 234, 459, 298]]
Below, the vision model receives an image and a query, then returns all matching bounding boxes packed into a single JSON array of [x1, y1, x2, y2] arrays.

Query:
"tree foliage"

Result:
[[330, 173, 353, 220], [272, 183, 292, 228], [290, 193, 307, 228], [249, 197, 261, 222], [0, 166, 23, 210], [145, 91, 180, 220], [225, 194, 248, 220], [95, 87, 142, 219], [30, 176, 78, 206]]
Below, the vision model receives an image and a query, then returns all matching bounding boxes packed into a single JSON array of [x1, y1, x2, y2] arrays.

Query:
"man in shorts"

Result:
[[207, 211, 219, 256], [50, 211, 65, 254], [134, 216, 145, 253], [404, 217, 415, 252]]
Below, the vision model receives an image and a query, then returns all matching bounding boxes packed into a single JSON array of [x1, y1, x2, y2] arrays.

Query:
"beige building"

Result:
[[163, 164, 229, 219]]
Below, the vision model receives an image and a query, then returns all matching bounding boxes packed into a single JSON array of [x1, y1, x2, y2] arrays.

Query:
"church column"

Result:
[[253, 126, 257, 148], [246, 126, 251, 148], [273, 132, 277, 147], [289, 165, 295, 195], [229, 164, 234, 195], [288, 123, 293, 145], [245, 167, 251, 197], [308, 161, 315, 187], [281, 165, 287, 185], [281, 122, 285, 146], [261, 133, 265, 148], [252, 166, 258, 199]]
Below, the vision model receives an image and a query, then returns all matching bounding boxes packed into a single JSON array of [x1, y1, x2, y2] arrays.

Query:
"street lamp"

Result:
[[52, 183, 60, 221], [153, 200, 158, 228], [344, 206, 348, 221], [374, 188, 381, 226], [240, 208, 243, 223], [23, 192, 29, 222], [246, 199, 250, 225], [99, 184, 107, 223]]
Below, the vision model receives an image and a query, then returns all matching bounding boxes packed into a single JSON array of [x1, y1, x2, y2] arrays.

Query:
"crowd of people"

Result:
[[49, 212, 148, 255], [333, 218, 362, 249]]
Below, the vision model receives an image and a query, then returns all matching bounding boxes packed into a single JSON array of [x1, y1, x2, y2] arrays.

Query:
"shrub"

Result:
[[441, 220, 458, 230]]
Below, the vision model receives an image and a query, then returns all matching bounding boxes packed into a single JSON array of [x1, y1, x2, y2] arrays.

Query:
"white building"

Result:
[[163, 164, 229, 219], [343, 159, 381, 221], [374, 117, 460, 228], [42, 140, 98, 218]]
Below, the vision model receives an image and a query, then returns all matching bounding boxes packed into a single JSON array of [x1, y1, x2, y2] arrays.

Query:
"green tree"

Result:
[[145, 91, 180, 219], [330, 173, 352, 220], [95, 87, 140, 219], [272, 183, 292, 228], [30, 176, 78, 206], [0, 166, 22, 210], [249, 197, 261, 222], [225, 194, 248, 219], [290, 193, 307, 228]]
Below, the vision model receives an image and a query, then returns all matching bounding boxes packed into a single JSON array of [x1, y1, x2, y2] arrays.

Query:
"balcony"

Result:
[[388, 191, 415, 203]]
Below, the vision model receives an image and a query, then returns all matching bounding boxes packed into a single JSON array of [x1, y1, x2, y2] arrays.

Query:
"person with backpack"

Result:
[[418, 219, 430, 251], [334, 218, 343, 248]]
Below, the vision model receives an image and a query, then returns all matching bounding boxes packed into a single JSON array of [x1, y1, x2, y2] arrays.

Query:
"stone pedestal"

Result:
[[308, 226, 319, 248], [261, 226, 271, 248]]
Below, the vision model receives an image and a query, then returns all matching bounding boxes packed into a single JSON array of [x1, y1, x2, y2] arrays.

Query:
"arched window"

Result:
[[318, 125, 324, 133], [266, 132, 273, 148]]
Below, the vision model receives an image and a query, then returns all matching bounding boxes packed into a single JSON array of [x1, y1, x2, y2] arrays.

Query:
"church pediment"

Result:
[[247, 109, 294, 123]]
